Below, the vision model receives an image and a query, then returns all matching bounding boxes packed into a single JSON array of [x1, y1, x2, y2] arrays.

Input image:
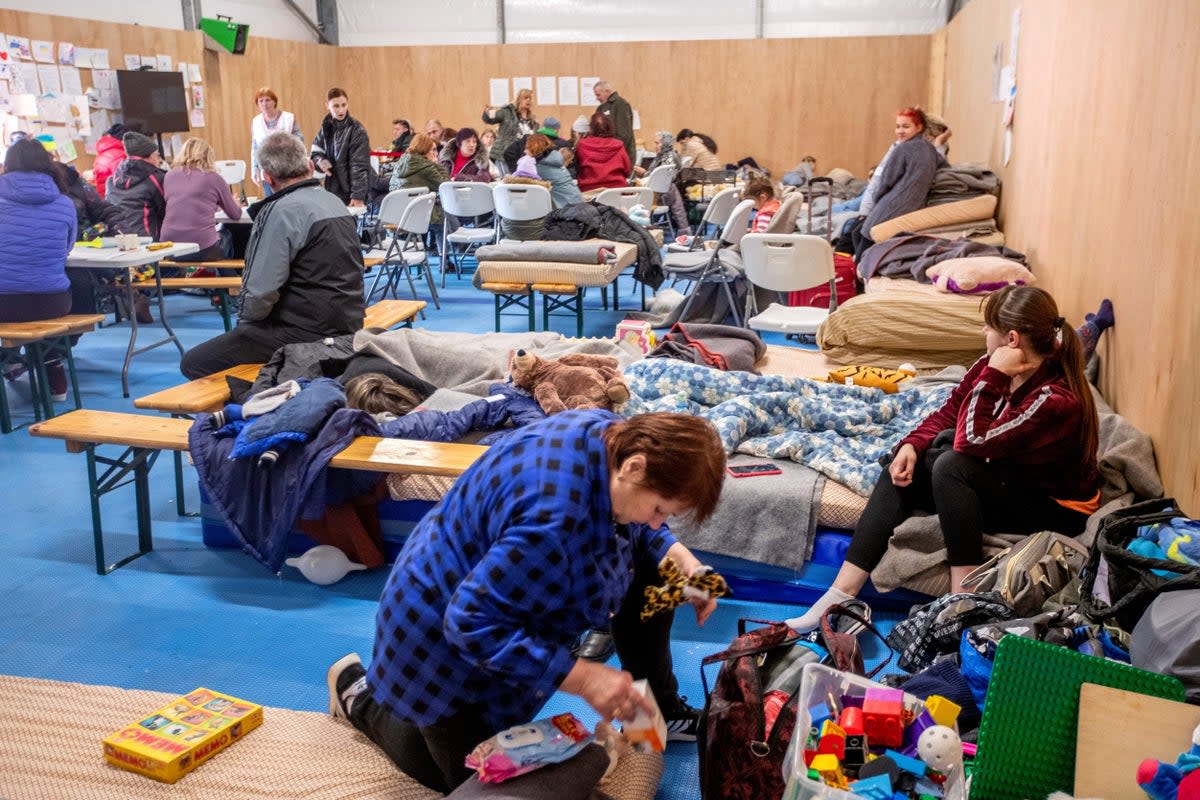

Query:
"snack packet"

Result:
[[465, 713, 593, 783]]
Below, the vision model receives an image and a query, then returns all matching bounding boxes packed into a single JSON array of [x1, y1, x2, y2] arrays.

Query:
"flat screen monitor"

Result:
[[116, 70, 190, 135]]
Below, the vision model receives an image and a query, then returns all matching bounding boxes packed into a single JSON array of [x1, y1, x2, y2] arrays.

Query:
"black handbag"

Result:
[[1078, 497, 1200, 632]]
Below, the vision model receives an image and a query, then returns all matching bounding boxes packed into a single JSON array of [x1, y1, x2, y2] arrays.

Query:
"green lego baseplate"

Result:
[[972, 635, 1185, 800]]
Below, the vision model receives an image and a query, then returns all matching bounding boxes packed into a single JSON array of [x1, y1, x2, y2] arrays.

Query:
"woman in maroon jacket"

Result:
[[574, 113, 631, 192], [787, 286, 1101, 631]]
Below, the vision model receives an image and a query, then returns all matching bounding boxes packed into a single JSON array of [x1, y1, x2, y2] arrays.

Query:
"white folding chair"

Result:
[[438, 182, 497, 287], [592, 186, 654, 215], [668, 199, 756, 326], [215, 159, 247, 204], [365, 192, 440, 309], [644, 165, 679, 238], [365, 187, 429, 253], [492, 183, 553, 225], [666, 186, 741, 254], [741, 233, 837, 337]]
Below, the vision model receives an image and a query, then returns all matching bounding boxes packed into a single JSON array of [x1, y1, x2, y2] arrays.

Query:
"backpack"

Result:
[[787, 252, 859, 310], [960, 531, 1089, 617]]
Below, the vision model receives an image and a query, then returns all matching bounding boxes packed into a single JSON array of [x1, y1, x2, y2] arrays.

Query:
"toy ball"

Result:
[[285, 545, 367, 585], [917, 725, 962, 771]]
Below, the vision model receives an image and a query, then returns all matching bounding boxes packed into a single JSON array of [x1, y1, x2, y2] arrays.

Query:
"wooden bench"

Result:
[[0, 313, 106, 433], [156, 277, 244, 331], [158, 256, 384, 272], [480, 281, 536, 332], [132, 298, 425, 514], [29, 409, 485, 575]]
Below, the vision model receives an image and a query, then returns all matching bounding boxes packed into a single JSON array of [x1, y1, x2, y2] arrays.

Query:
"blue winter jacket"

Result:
[[0, 171, 77, 295]]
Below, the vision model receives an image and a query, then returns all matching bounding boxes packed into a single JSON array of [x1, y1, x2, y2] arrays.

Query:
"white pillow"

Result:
[[926, 257, 1035, 294]]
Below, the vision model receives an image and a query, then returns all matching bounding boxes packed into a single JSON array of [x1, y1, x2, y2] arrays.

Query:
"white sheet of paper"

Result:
[[11, 63, 40, 95], [535, 76, 556, 106], [191, 85, 205, 109], [141, 56, 156, 70], [9, 36, 33, 60], [92, 69, 116, 91], [580, 77, 600, 105], [59, 66, 82, 96], [0, 82, 11, 113], [188, 63, 202, 84], [37, 64, 62, 94], [488, 77, 509, 107], [71, 95, 90, 136], [32, 40, 54, 63], [632, 109, 640, 130], [36, 93, 69, 123], [89, 49, 110, 69], [177, 62, 188, 81], [0, 62, 10, 82], [156, 54, 172, 72], [123, 54, 141, 70], [189, 107, 205, 128], [557, 76, 579, 106], [58, 42, 76, 66], [512, 76, 532, 96]]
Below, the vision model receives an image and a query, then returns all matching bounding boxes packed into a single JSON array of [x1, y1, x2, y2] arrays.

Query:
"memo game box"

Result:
[[103, 688, 263, 783]]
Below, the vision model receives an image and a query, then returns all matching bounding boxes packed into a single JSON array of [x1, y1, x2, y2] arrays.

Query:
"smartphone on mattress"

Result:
[[726, 463, 782, 478]]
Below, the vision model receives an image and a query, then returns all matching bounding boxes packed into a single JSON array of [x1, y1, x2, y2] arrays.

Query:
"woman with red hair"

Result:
[[250, 87, 303, 198], [852, 106, 947, 258]]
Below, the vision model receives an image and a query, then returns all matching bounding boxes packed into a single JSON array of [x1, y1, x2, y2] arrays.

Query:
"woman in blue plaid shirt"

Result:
[[326, 409, 726, 794]]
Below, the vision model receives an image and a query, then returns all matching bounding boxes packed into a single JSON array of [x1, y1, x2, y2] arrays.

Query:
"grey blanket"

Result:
[[671, 455, 825, 571], [351, 328, 641, 396], [925, 163, 1001, 205], [858, 234, 1028, 282], [474, 240, 619, 264], [870, 392, 1164, 596]]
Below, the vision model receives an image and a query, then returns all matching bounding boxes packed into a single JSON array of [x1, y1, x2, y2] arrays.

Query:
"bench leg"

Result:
[[85, 444, 160, 575], [216, 292, 233, 332]]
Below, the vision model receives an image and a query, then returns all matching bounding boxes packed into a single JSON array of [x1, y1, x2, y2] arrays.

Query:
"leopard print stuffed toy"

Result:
[[641, 557, 730, 621]]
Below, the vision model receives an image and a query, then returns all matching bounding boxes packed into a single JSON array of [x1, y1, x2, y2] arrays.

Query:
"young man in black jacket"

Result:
[[181, 133, 365, 379], [311, 87, 372, 207]]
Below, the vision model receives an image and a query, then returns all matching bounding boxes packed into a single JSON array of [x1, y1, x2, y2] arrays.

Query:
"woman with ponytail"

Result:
[[787, 285, 1101, 631]]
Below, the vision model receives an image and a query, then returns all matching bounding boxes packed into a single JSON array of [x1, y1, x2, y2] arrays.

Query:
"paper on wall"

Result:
[[188, 63, 202, 83], [71, 95, 90, 136], [579, 77, 600, 104], [512, 76, 532, 95], [488, 77, 508, 107], [11, 63, 40, 95], [12, 93, 37, 117], [57, 42, 76, 66], [631, 109, 640, 131], [177, 62, 188, 81], [32, 40, 54, 63], [557, 76, 579, 106], [92, 69, 116, 91], [141, 56, 156, 70], [37, 64, 62, 95], [191, 85, 205, 109], [189, 107, 205, 128], [156, 54, 172, 72], [36, 93, 70, 124], [0, 81, 10, 113], [77, 48, 109, 69], [123, 54, 141, 71], [535, 76, 556, 106], [59, 66, 82, 96], [9, 36, 33, 61], [0, 62, 10, 82]]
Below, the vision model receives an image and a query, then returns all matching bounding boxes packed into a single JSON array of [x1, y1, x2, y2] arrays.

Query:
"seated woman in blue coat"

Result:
[[325, 410, 727, 794], [0, 138, 78, 400]]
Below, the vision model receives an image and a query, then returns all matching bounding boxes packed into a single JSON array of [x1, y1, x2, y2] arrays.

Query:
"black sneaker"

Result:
[[326, 653, 367, 719], [663, 699, 701, 743]]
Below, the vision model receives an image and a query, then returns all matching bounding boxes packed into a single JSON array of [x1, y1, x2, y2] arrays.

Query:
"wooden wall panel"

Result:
[[0, 9, 331, 176], [339, 36, 932, 178], [943, 0, 1200, 512]]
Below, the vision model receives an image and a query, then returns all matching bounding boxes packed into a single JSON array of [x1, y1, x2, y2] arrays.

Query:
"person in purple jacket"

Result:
[[161, 137, 245, 266]]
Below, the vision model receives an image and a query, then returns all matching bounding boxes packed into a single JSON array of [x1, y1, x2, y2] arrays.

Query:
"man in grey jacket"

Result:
[[593, 80, 636, 171], [180, 132, 365, 379]]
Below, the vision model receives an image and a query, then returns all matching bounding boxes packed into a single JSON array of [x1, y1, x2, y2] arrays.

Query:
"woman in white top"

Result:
[[250, 87, 303, 198]]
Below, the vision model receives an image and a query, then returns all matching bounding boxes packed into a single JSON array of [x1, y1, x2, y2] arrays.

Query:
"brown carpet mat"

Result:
[[0, 675, 662, 800]]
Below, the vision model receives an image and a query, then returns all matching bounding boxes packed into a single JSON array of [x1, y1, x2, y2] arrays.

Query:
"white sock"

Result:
[[785, 587, 855, 633]]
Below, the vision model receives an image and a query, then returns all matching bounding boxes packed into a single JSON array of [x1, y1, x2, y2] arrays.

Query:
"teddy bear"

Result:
[[509, 349, 630, 414]]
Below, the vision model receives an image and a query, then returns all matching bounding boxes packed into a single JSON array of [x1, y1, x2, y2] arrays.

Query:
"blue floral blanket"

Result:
[[621, 360, 953, 496]]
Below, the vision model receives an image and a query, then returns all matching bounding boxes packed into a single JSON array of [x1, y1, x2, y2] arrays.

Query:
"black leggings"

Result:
[[844, 449, 1090, 569], [347, 556, 681, 794]]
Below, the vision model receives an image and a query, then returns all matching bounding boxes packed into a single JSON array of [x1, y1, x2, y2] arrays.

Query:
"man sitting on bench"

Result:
[[180, 132, 365, 379]]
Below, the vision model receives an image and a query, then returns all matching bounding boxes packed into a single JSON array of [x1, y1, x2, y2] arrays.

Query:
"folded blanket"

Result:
[[647, 323, 766, 373], [475, 241, 619, 264]]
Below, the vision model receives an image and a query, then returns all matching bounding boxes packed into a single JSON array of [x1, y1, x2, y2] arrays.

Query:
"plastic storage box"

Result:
[[781, 663, 931, 800]]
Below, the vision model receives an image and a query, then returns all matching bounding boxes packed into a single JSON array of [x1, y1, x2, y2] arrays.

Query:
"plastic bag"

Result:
[[465, 713, 593, 783]]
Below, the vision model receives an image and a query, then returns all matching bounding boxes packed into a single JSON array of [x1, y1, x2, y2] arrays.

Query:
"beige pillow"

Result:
[[927, 257, 1035, 295], [870, 194, 997, 242]]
